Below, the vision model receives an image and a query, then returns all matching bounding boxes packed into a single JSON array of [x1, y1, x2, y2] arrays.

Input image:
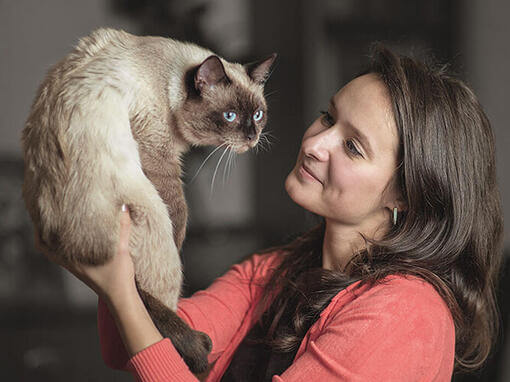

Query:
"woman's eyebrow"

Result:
[[329, 97, 374, 158]]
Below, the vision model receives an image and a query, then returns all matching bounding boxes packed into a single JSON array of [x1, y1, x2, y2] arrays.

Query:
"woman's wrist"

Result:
[[106, 285, 164, 357], [102, 280, 139, 311]]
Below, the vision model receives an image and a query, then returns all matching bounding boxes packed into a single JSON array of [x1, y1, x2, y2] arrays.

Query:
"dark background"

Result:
[[1, 0, 509, 380]]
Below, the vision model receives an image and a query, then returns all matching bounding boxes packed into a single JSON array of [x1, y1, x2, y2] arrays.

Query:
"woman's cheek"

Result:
[[328, 165, 369, 204], [329, 161, 352, 191]]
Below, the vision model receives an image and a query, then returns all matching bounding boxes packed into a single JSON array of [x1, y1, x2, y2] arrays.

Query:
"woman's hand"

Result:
[[35, 205, 138, 305], [36, 205, 165, 357]]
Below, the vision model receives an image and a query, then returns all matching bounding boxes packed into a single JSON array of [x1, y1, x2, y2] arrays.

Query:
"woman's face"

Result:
[[285, 73, 403, 234]]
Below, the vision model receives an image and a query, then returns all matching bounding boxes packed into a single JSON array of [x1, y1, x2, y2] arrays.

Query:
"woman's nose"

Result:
[[302, 128, 335, 162]]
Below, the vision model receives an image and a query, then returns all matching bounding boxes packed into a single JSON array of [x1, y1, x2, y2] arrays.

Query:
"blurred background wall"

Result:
[[0, 0, 508, 380]]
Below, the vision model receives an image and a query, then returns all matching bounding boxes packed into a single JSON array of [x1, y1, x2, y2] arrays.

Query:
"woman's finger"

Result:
[[118, 204, 132, 255]]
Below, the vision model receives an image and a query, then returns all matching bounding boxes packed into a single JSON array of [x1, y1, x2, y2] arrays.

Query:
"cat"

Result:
[[21, 28, 276, 374]]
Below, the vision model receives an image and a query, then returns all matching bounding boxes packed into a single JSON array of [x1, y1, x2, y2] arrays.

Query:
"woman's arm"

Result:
[[40, 205, 280, 380], [175, 251, 281, 358], [104, 283, 163, 358], [102, 270, 201, 381], [96, 207, 281, 371], [98, 243, 282, 371]]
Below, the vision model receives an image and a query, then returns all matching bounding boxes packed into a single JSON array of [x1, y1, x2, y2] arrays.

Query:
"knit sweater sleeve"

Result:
[[176, 252, 281, 361], [97, 251, 281, 379], [272, 276, 455, 382]]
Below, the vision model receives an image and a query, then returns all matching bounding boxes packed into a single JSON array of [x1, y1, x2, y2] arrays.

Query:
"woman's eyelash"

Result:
[[319, 110, 334, 126], [345, 139, 363, 157]]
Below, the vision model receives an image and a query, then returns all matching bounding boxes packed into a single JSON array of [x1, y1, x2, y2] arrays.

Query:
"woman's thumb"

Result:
[[119, 204, 132, 252]]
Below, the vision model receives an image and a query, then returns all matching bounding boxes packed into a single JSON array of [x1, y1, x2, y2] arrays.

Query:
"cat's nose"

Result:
[[244, 122, 257, 141]]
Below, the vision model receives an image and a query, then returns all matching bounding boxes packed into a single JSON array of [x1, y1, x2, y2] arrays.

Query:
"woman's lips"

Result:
[[299, 163, 323, 184]]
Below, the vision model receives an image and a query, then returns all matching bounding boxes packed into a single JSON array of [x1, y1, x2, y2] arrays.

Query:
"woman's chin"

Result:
[[284, 171, 297, 197], [285, 171, 309, 208]]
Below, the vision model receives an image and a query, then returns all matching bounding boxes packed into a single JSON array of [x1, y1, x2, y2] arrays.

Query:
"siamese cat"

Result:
[[21, 28, 276, 374]]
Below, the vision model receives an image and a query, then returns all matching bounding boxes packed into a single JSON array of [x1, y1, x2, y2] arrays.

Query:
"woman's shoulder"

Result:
[[367, 274, 452, 311], [228, 250, 284, 281], [331, 273, 455, 328]]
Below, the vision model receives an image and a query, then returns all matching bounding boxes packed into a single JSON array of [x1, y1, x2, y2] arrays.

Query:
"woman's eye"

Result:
[[320, 110, 334, 127], [223, 111, 237, 122], [253, 110, 264, 122], [345, 139, 362, 157]]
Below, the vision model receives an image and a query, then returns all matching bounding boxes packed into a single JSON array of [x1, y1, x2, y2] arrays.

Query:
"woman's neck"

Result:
[[322, 217, 390, 271], [322, 224, 363, 270]]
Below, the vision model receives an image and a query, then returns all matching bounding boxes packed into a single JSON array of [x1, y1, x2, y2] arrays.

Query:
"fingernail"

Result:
[[121, 204, 128, 212]]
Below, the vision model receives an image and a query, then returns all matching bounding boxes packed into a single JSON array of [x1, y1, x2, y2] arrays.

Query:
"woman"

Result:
[[41, 45, 503, 381]]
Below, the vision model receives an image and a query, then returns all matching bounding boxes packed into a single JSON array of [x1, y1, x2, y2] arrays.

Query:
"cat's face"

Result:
[[177, 55, 276, 153]]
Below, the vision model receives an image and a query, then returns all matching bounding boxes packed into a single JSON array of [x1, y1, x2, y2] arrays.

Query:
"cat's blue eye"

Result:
[[253, 110, 264, 122], [223, 111, 237, 122]]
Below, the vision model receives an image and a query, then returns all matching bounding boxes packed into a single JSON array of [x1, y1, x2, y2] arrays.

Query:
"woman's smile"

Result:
[[298, 162, 323, 185]]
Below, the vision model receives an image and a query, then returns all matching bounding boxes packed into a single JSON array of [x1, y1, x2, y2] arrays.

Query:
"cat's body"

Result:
[[21, 28, 275, 373]]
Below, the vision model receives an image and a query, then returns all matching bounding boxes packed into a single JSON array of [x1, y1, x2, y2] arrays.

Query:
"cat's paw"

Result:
[[138, 287, 212, 374], [174, 329, 212, 374]]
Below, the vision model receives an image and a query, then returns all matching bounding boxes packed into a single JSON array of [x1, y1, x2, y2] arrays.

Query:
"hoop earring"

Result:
[[393, 207, 398, 225]]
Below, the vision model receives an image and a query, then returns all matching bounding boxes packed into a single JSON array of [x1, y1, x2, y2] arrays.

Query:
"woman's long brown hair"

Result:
[[252, 43, 504, 372]]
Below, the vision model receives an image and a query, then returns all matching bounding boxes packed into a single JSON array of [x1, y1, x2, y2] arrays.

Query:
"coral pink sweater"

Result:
[[98, 252, 455, 381]]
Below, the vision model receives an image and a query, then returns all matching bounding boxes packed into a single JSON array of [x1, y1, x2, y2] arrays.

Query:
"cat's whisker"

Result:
[[264, 89, 278, 99], [228, 146, 236, 182], [261, 129, 277, 141], [228, 150, 237, 180], [257, 132, 273, 152], [189, 143, 226, 184], [222, 147, 228, 185], [264, 130, 277, 147], [259, 138, 269, 153], [222, 145, 234, 185], [265, 134, 274, 149], [232, 150, 239, 170], [262, 128, 274, 136], [257, 137, 266, 153], [210, 145, 229, 195]]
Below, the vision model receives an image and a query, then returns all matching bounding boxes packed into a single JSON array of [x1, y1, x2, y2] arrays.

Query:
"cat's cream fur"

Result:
[[22, 28, 275, 372]]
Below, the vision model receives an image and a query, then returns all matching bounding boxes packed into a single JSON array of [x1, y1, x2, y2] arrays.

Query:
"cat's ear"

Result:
[[194, 55, 228, 93], [244, 53, 277, 84]]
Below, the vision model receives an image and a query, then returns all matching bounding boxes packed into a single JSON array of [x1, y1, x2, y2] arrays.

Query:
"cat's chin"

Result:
[[233, 144, 252, 154]]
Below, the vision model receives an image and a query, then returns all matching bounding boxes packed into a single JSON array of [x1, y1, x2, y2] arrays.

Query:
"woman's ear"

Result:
[[383, 193, 407, 216], [382, 181, 407, 213], [394, 197, 408, 212]]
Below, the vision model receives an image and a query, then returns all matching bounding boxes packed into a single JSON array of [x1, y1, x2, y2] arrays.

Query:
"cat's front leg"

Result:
[[141, 165, 188, 251], [136, 283, 212, 374], [124, 183, 212, 374]]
